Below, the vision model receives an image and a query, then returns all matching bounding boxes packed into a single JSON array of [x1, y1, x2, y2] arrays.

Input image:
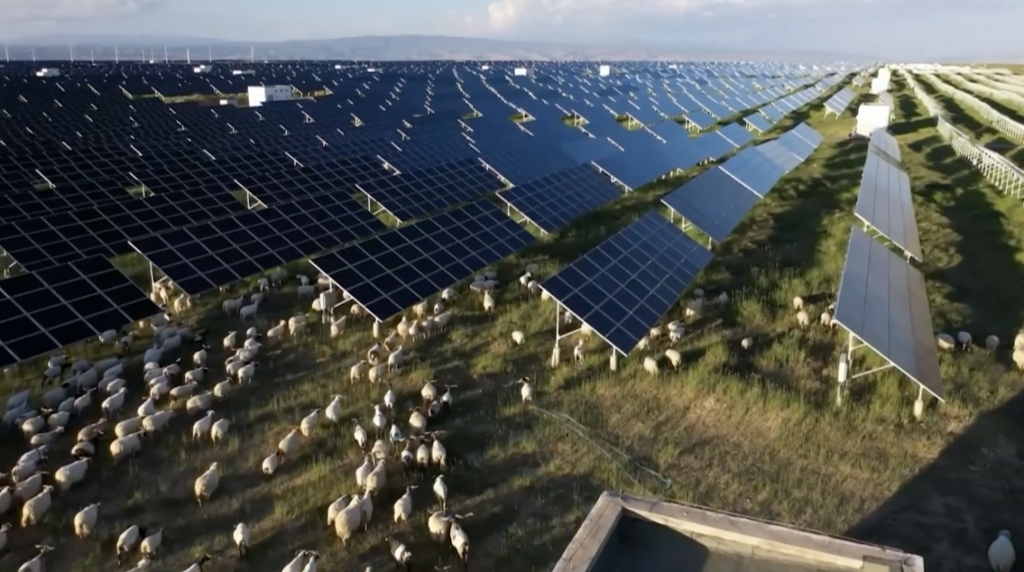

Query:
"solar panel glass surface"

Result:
[[854, 149, 922, 261], [358, 159, 504, 222], [496, 164, 622, 233], [540, 212, 713, 354], [661, 167, 761, 243]]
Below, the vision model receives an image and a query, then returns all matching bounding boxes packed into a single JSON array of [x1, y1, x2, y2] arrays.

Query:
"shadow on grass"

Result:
[[844, 387, 1024, 572]]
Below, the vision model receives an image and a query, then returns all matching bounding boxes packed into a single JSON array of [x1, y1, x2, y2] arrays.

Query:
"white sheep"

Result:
[[353, 422, 368, 449], [388, 536, 414, 568], [74, 502, 100, 537], [387, 346, 406, 372], [187, 392, 215, 415], [573, 339, 585, 364], [16, 544, 54, 572], [262, 451, 283, 475], [792, 296, 804, 310], [1015, 332, 1024, 350], [350, 360, 369, 383], [664, 349, 682, 368], [15, 473, 46, 502], [213, 379, 232, 399], [110, 431, 145, 463], [288, 314, 308, 336], [300, 409, 320, 437], [334, 500, 363, 545], [365, 460, 387, 495], [116, 525, 145, 566], [956, 331, 973, 351], [101, 387, 127, 417], [441, 286, 456, 301], [330, 316, 347, 337], [278, 428, 302, 456], [239, 301, 259, 321], [511, 330, 525, 346], [368, 363, 388, 384], [789, 306, 810, 327], [741, 337, 754, 350], [990, 530, 1015, 572], [194, 462, 220, 506], [21, 485, 54, 527], [986, 335, 1000, 351], [233, 522, 250, 558], [483, 291, 495, 313], [394, 485, 417, 523], [54, 458, 90, 492], [937, 333, 956, 351], [211, 418, 231, 443], [222, 296, 244, 314], [428, 510, 452, 542], [450, 518, 470, 565], [433, 474, 448, 510], [359, 490, 374, 529], [140, 528, 163, 558], [643, 356, 659, 376], [30, 426, 64, 447]]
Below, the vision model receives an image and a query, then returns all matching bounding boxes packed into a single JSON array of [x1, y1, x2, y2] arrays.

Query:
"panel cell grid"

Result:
[[833, 226, 942, 400], [0, 256, 160, 366], [661, 167, 761, 243], [854, 149, 922, 261], [496, 164, 622, 233], [357, 159, 505, 222], [540, 212, 713, 354], [310, 200, 535, 321]]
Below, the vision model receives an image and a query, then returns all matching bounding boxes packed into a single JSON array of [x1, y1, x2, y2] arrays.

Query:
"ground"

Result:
[[3, 69, 1024, 572]]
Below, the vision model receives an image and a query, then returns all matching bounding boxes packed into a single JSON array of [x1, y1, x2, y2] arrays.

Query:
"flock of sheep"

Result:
[[0, 264, 560, 572]]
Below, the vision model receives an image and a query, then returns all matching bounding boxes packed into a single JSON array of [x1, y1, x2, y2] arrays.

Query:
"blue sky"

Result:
[[0, 0, 1017, 59]]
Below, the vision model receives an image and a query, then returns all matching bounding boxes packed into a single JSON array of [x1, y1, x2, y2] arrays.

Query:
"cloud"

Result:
[[0, 0, 160, 21]]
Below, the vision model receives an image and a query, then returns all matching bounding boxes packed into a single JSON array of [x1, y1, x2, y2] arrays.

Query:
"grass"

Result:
[[3, 76, 1024, 572]]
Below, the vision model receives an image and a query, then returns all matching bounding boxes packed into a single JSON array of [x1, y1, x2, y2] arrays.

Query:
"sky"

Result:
[[0, 0, 1018, 60]]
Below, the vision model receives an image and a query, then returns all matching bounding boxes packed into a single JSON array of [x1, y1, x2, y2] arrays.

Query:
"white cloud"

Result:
[[0, 0, 160, 21]]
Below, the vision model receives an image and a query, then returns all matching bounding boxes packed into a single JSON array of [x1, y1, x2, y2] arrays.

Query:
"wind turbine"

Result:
[[114, 45, 119, 63]]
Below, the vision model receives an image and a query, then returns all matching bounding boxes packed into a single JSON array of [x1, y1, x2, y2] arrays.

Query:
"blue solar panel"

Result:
[[591, 145, 676, 190], [791, 122, 824, 149], [480, 146, 581, 185], [496, 164, 622, 233], [717, 122, 755, 148], [310, 200, 535, 321], [357, 159, 505, 222], [661, 167, 761, 243], [776, 131, 818, 161], [540, 212, 713, 354], [719, 146, 786, 197]]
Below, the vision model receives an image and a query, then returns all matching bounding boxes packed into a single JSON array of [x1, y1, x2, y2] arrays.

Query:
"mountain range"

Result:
[[4, 34, 876, 62]]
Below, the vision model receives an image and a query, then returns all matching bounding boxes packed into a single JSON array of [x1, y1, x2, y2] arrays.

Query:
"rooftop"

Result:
[[553, 492, 924, 572]]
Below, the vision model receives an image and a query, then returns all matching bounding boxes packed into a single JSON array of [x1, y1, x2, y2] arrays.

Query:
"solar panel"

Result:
[[661, 167, 761, 243], [0, 256, 160, 367], [854, 149, 922, 261], [479, 146, 582, 185], [357, 159, 505, 223], [496, 164, 622, 233], [539, 212, 713, 354], [791, 122, 824, 149], [776, 131, 818, 161], [833, 226, 942, 400], [717, 122, 755, 148], [868, 129, 901, 162], [719, 145, 787, 197], [310, 200, 535, 321], [131, 191, 386, 296]]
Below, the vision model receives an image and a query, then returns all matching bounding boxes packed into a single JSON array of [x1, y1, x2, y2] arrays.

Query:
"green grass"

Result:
[[3, 76, 1024, 572]]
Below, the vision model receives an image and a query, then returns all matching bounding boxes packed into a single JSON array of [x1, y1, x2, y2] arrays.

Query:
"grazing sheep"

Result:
[[110, 431, 145, 463], [409, 407, 428, 435], [388, 536, 414, 571], [211, 419, 231, 444], [450, 518, 471, 567], [54, 458, 90, 492], [428, 510, 452, 542], [741, 337, 754, 350], [990, 530, 1015, 572], [957, 331, 973, 351], [792, 296, 804, 311], [16, 544, 54, 572], [796, 310, 810, 328], [664, 349, 682, 369], [1015, 332, 1024, 350], [116, 525, 146, 566], [483, 292, 495, 313], [353, 422, 368, 449], [300, 409, 320, 437], [368, 363, 388, 384], [21, 485, 55, 527], [986, 335, 1000, 351], [433, 475, 448, 510], [233, 522, 250, 559], [140, 528, 163, 558], [334, 501, 363, 545], [15, 473, 46, 502], [387, 346, 406, 372], [193, 411, 216, 440], [330, 316, 347, 337], [359, 490, 374, 531], [115, 416, 144, 438], [278, 429, 302, 457], [327, 495, 353, 528], [325, 395, 343, 423], [194, 462, 221, 507], [820, 311, 832, 327], [350, 360, 369, 383], [937, 333, 956, 351], [262, 451, 283, 475], [518, 377, 533, 403], [643, 357, 659, 376], [394, 485, 417, 523], [511, 330, 525, 346], [365, 460, 387, 496], [74, 502, 100, 537], [187, 392, 215, 415], [239, 302, 259, 321], [573, 339, 585, 364]]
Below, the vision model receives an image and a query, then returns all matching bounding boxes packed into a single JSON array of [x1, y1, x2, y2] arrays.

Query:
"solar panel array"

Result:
[[661, 123, 824, 243], [824, 87, 857, 117], [0, 59, 860, 363], [854, 130, 922, 261]]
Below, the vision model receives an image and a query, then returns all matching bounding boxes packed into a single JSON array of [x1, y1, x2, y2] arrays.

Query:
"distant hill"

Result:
[[5, 34, 874, 62]]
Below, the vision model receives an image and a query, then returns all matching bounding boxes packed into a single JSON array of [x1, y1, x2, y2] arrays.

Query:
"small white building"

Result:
[[193, 64, 213, 73], [855, 103, 892, 137], [599, 64, 613, 77], [513, 67, 534, 77], [481, 65, 491, 71], [35, 68, 60, 77], [247, 85, 293, 107], [232, 69, 255, 76]]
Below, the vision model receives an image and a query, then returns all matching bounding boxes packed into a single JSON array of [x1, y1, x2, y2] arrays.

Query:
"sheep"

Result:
[[117, 525, 146, 566], [353, 422, 368, 449], [358, 489, 374, 530], [957, 331, 973, 351], [428, 510, 452, 542], [170, 382, 200, 400], [233, 522, 250, 559], [18, 445, 48, 466], [16, 544, 54, 572], [74, 502, 100, 537], [792, 296, 804, 311], [194, 462, 221, 507], [140, 528, 163, 558], [213, 379, 233, 399], [483, 291, 495, 313], [300, 409, 320, 437], [15, 473, 47, 502], [365, 460, 387, 496], [986, 335, 1000, 351], [327, 494, 353, 527], [409, 407, 428, 435], [10, 461, 41, 484], [432, 437, 448, 470], [820, 311, 833, 327], [684, 298, 704, 319], [368, 363, 388, 384], [21, 485, 54, 527], [237, 361, 258, 384], [741, 337, 754, 350], [371, 406, 388, 439], [387, 537, 414, 571], [796, 310, 810, 328], [990, 530, 1015, 572], [330, 316, 347, 337], [433, 474, 448, 510], [110, 431, 145, 463], [528, 280, 540, 295], [1015, 332, 1024, 350], [288, 314, 308, 336], [54, 458, 90, 492], [450, 518, 471, 566], [668, 327, 684, 343], [937, 333, 956, 352], [21, 415, 45, 438], [511, 330, 525, 346], [223, 331, 238, 351], [30, 426, 65, 447], [223, 296, 245, 314], [278, 428, 302, 456], [187, 392, 215, 415], [441, 286, 456, 301], [664, 349, 682, 369], [239, 301, 259, 321], [71, 441, 96, 459], [43, 384, 69, 410], [182, 553, 212, 572], [414, 301, 429, 318], [137, 397, 157, 417], [573, 339, 585, 364], [211, 418, 231, 444], [101, 376, 127, 394], [350, 360, 369, 383], [102, 387, 127, 417], [518, 377, 533, 403], [434, 310, 453, 330], [393, 485, 417, 523], [262, 451, 283, 475], [333, 501, 363, 545], [643, 356, 659, 376], [387, 346, 406, 372]]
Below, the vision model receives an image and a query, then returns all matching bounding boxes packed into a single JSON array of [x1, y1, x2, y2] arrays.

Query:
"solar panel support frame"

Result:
[[589, 162, 634, 192], [666, 210, 716, 249], [550, 301, 625, 370], [837, 329, 929, 413], [500, 202, 550, 235], [856, 220, 916, 262]]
